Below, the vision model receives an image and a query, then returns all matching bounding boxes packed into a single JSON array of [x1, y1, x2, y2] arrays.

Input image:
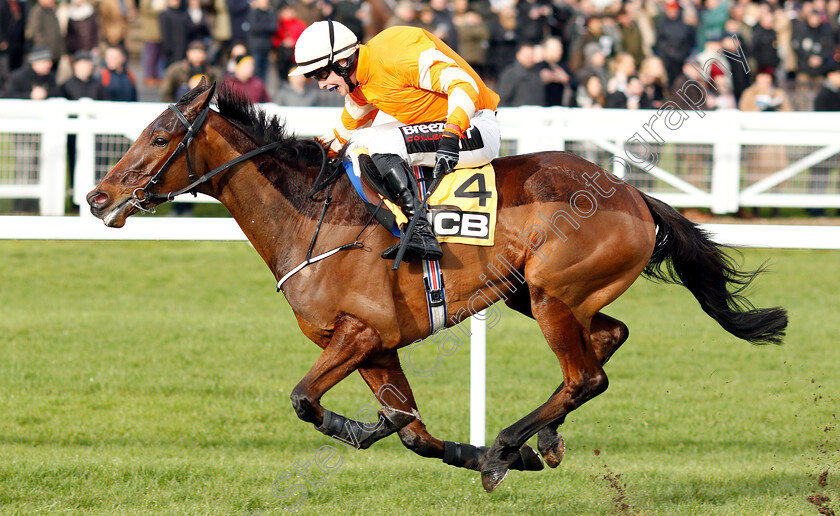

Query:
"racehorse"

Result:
[[87, 81, 788, 492]]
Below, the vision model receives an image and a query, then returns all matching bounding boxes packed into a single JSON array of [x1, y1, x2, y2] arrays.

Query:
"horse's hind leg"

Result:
[[357, 351, 544, 472], [505, 287, 629, 468], [480, 289, 607, 492], [538, 313, 629, 467], [289, 313, 415, 449]]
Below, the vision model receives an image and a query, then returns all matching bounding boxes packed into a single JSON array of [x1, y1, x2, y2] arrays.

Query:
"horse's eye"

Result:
[[152, 137, 168, 147]]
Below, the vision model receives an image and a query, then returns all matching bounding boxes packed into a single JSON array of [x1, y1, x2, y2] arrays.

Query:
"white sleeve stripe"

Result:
[[334, 125, 354, 141], [447, 87, 477, 119], [344, 96, 376, 120], [439, 67, 478, 95], [417, 48, 456, 91]]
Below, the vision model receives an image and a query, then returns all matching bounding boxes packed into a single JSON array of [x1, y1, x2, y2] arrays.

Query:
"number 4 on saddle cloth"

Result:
[[342, 148, 498, 333], [342, 148, 498, 246]]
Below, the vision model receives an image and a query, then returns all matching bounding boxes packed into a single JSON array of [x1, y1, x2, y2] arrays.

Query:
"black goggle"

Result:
[[304, 65, 333, 81]]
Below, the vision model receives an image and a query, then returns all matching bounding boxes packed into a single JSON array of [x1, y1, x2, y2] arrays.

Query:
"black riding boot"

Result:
[[372, 154, 443, 262]]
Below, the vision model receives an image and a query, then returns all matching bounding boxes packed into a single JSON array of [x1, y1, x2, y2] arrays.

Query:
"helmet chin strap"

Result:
[[327, 20, 359, 93]]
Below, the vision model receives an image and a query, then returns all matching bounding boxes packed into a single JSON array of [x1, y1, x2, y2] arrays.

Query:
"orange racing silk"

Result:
[[324, 26, 500, 151]]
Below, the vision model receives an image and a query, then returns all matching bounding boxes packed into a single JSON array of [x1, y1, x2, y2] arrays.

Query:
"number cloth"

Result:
[[386, 164, 497, 246]]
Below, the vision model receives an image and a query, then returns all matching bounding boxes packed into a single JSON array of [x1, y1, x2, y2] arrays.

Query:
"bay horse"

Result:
[[87, 81, 788, 492]]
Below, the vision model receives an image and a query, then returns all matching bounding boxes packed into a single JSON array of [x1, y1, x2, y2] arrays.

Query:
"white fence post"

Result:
[[710, 110, 742, 214], [39, 125, 67, 216], [470, 312, 486, 447]]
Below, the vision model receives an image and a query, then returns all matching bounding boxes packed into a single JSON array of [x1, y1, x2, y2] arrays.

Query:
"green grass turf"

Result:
[[1, 241, 837, 515]]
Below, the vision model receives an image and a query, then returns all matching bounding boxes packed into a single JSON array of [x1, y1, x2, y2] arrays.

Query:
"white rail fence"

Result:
[[2, 99, 840, 216]]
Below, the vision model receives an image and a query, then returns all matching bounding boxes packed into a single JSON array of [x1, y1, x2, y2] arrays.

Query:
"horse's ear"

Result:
[[182, 81, 216, 121]]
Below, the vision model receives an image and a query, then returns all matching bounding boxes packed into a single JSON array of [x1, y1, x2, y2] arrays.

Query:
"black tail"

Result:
[[639, 192, 788, 345]]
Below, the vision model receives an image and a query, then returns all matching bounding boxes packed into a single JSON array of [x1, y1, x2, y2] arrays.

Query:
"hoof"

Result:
[[509, 444, 544, 471], [381, 407, 417, 429], [538, 431, 566, 469], [481, 466, 509, 492], [510, 444, 545, 471]]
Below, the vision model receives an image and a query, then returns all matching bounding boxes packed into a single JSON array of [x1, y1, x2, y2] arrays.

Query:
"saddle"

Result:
[[342, 149, 498, 246]]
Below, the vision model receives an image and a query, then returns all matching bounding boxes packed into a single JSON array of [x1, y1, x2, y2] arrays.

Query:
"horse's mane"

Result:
[[209, 83, 367, 223]]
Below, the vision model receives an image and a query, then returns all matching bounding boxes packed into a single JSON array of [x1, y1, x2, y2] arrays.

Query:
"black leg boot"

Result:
[[372, 154, 443, 262]]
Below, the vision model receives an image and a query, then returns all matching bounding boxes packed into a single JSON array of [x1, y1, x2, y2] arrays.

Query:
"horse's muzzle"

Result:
[[87, 190, 110, 211]]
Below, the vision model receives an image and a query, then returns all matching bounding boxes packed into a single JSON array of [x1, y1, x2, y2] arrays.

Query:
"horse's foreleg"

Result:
[[357, 351, 543, 472], [289, 313, 415, 449], [537, 312, 629, 467], [480, 291, 607, 492]]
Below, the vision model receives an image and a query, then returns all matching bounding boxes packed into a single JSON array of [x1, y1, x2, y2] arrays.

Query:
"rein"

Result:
[[129, 103, 332, 211]]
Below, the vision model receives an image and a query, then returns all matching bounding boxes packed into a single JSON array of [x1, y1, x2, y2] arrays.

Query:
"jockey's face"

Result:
[[317, 60, 355, 96]]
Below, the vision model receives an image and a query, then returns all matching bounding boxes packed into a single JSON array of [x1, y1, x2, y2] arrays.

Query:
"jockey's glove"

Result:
[[432, 128, 461, 182]]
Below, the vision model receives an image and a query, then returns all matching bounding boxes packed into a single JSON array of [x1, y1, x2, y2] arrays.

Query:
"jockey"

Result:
[[290, 21, 501, 262]]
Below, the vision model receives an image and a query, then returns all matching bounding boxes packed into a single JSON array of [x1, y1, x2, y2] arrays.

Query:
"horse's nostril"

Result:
[[87, 190, 109, 207]]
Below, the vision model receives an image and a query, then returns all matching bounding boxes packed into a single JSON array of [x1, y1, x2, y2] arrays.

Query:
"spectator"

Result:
[[808, 62, 840, 216], [333, 0, 364, 42], [223, 53, 268, 102], [99, 0, 132, 49], [385, 0, 418, 29], [607, 52, 637, 96], [696, 0, 730, 49], [209, 0, 232, 66], [571, 15, 612, 71], [295, 0, 320, 26], [273, 4, 304, 81], [58, 50, 105, 100], [161, 40, 217, 102], [722, 21, 750, 102], [655, 1, 695, 88], [0, 0, 27, 85], [774, 5, 796, 80], [485, 3, 517, 83], [65, 0, 99, 58], [791, 9, 833, 82], [616, 5, 644, 69], [498, 41, 545, 106], [274, 69, 319, 105], [751, 8, 781, 79], [227, 0, 250, 46], [516, 0, 551, 44], [538, 36, 576, 106], [606, 74, 653, 108], [639, 55, 668, 108], [100, 45, 137, 101], [139, 0, 165, 85], [577, 42, 608, 92], [224, 40, 247, 77], [185, 0, 211, 47], [452, 0, 488, 78], [577, 74, 606, 108], [244, 0, 275, 82], [159, 0, 190, 68], [2, 46, 57, 98], [175, 72, 207, 100], [428, 0, 458, 50], [25, 0, 64, 69]]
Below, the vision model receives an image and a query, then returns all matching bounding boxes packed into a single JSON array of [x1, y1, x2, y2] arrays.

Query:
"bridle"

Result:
[[129, 103, 291, 213]]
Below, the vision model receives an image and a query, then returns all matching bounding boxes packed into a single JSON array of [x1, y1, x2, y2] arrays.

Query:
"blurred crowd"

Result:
[[3, 0, 840, 112]]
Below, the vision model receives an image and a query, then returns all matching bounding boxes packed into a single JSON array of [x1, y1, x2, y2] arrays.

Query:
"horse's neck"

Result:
[[202, 133, 317, 281]]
